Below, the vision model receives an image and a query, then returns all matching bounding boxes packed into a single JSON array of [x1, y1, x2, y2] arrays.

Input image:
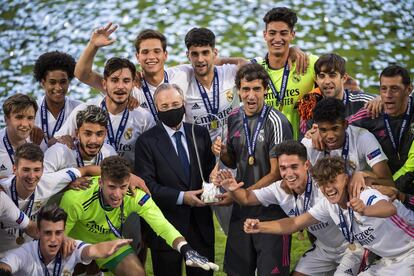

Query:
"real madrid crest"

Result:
[[225, 89, 234, 103], [124, 128, 133, 140], [62, 269, 71, 276], [292, 72, 301, 83]]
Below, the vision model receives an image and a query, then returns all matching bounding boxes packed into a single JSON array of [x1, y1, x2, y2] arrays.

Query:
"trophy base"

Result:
[[201, 182, 221, 203]]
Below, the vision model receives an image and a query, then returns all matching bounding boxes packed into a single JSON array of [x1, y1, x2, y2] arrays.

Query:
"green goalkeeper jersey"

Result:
[[254, 54, 318, 140], [60, 176, 181, 247]]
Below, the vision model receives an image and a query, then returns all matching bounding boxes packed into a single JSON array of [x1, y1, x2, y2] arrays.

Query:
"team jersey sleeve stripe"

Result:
[[268, 110, 283, 145], [389, 215, 414, 238]]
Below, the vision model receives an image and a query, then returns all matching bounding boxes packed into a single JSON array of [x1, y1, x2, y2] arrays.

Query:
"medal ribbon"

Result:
[[41, 99, 66, 143], [141, 71, 169, 121], [338, 206, 355, 244], [294, 173, 312, 216], [263, 54, 290, 103], [99, 188, 124, 238], [195, 67, 220, 120], [383, 97, 412, 157], [3, 131, 15, 165], [11, 177, 35, 239], [324, 132, 350, 173], [242, 105, 268, 160], [38, 240, 62, 276], [75, 140, 103, 167], [101, 99, 129, 152], [342, 90, 349, 105]]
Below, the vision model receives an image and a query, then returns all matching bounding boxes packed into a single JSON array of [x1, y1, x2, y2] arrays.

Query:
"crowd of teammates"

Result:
[[0, 5, 413, 276]]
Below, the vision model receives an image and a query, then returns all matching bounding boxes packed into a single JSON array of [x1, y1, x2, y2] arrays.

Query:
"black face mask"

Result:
[[158, 106, 185, 128]]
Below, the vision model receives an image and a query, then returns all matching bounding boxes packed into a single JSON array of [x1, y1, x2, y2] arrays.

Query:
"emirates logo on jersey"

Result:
[[124, 128, 133, 140]]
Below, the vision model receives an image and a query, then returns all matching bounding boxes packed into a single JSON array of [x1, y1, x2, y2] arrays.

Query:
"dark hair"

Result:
[[263, 7, 297, 30], [235, 63, 269, 90], [313, 98, 345, 124], [315, 53, 346, 76], [76, 105, 108, 129], [185, 27, 215, 49], [33, 51, 76, 82], [380, 65, 411, 87], [311, 156, 348, 185], [274, 140, 307, 161], [37, 204, 67, 229], [0, 268, 12, 276], [15, 143, 44, 165], [101, 156, 131, 181], [3, 93, 38, 118], [103, 57, 136, 80], [134, 29, 167, 53]]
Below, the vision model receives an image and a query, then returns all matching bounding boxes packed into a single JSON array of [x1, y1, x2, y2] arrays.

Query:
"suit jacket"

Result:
[[134, 121, 216, 250]]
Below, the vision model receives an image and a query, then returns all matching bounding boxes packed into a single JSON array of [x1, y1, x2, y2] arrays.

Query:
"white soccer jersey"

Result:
[[253, 179, 347, 249], [0, 240, 91, 276], [176, 64, 238, 141], [302, 125, 388, 171], [0, 128, 32, 178], [0, 192, 29, 229], [0, 168, 81, 254], [43, 142, 117, 173], [309, 188, 414, 258], [54, 97, 155, 166], [35, 96, 81, 143]]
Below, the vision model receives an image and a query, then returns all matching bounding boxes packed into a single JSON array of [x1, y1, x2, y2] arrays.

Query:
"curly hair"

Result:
[[310, 156, 355, 185], [33, 51, 76, 82], [312, 98, 345, 124], [101, 156, 131, 181]]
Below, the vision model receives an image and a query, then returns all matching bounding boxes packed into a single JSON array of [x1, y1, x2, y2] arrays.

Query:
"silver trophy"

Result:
[[192, 113, 224, 203]]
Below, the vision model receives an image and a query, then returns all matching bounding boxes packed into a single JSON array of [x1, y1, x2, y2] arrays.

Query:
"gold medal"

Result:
[[248, 156, 255, 165], [348, 243, 356, 251], [210, 120, 218, 129], [297, 231, 305, 241], [16, 236, 25, 245]]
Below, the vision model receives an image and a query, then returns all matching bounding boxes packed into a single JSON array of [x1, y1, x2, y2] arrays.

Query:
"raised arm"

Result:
[[75, 22, 118, 92]]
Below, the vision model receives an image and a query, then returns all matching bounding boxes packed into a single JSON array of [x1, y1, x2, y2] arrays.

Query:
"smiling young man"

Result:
[[33, 51, 82, 146], [0, 143, 97, 256], [212, 63, 292, 276], [60, 156, 218, 275], [0, 94, 38, 178], [349, 66, 413, 175], [43, 105, 116, 173], [302, 98, 392, 185], [0, 204, 132, 276], [55, 57, 155, 168], [245, 156, 414, 275], [216, 140, 363, 276], [253, 7, 318, 140]]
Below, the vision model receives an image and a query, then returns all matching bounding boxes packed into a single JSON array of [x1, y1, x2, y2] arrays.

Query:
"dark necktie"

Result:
[[173, 131, 190, 181]]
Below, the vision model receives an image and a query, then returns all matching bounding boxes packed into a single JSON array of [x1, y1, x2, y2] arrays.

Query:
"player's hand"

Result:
[[213, 192, 234, 206], [180, 244, 219, 271], [364, 96, 382, 119], [372, 185, 399, 201], [30, 126, 44, 145], [308, 125, 326, 151], [127, 95, 140, 111], [288, 46, 309, 75], [216, 169, 243, 192], [56, 135, 75, 149], [244, 218, 261, 234], [183, 189, 205, 207], [61, 236, 76, 258], [349, 198, 366, 214], [211, 137, 223, 157], [90, 22, 118, 48], [94, 239, 133, 258], [129, 173, 150, 196], [349, 172, 366, 199], [69, 176, 92, 190]]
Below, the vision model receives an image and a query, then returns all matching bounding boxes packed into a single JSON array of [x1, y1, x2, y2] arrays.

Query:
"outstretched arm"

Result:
[[75, 22, 118, 92], [244, 212, 319, 235], [81, 239, 132, 262]]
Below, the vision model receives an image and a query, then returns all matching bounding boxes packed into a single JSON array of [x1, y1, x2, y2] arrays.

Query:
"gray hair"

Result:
[[153, 83, 184, 105], [76, 105, 108, 129]]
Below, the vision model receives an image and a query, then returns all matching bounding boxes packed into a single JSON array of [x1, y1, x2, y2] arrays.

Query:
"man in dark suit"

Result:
[[135, 83, 216, 276]]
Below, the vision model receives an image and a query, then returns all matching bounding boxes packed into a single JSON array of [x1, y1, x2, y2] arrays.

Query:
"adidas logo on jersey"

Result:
[[344, 268, 353, 275], [288, 209, 295, 216], [0, 164, 7, 171], [140, 102, 148, 108], [192, 103, 201, 110]]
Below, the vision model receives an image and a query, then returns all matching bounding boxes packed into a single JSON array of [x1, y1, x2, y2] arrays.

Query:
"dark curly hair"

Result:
[[312, 98, 345, 124], [263, 7, 298, 30], [33, 51, 76, 82]]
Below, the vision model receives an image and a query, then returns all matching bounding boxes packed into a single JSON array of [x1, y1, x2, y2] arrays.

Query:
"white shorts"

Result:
[[294, 241, 364, 276], [358, 248, 414, 275]]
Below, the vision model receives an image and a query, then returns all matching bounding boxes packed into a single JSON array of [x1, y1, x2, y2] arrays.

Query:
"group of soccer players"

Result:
[[0, 5, 413, 276]]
